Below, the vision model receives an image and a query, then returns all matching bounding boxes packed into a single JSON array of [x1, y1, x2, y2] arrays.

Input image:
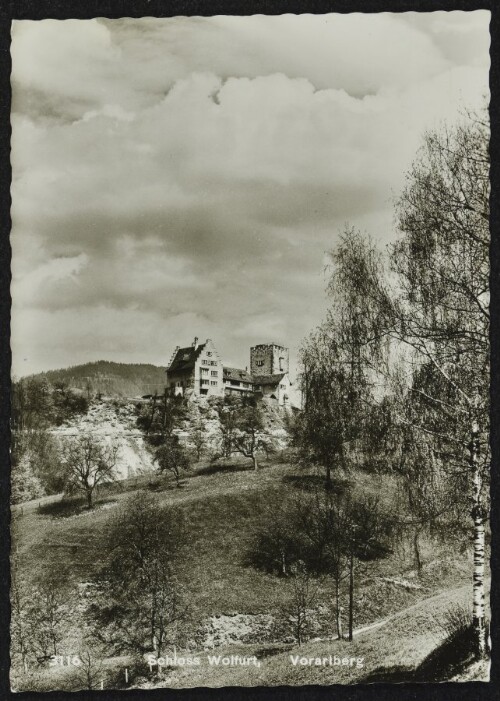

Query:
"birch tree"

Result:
[[390, 112, 490, 656], [333, 111, 490, 656], [297, 227, 389, 489]]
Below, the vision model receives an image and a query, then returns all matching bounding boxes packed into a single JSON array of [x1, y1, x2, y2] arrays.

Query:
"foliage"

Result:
[[90, 491, 186, 655], [212, 396, 271, 470], [297, 227, 389, 488], [298, 107, 489, 655], [136, 393, 186, 446], [11, 567, 67, 670], [232, 397, 268, 470], [12, 377, 89, 429], [191, 419, 207, 460], [154, 435, 191, 486], [245, 492, 308, 576], [11, 453, 45, 504]]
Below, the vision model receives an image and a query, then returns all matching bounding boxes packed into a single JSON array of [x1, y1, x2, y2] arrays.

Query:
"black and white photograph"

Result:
[[9, 11, 491, 689]]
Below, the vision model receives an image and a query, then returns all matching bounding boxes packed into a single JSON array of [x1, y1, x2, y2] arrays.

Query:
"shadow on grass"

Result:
[[37, 496, 116, 518], [282, 474, 350, 493], [197, 461, 253, 477], [361, 626, 481, 683], [254, 645, 294, 659]]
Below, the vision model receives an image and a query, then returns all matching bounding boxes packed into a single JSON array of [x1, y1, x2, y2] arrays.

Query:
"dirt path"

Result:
[[353, 578, 490, 638]]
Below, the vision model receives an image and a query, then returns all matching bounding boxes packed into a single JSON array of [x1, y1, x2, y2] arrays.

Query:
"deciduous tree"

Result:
[[62, 434, 119, 508]]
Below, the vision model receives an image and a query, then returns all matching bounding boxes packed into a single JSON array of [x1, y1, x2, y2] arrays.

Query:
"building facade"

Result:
[[166, 338, 224, 398], [166, 338, 292, 405]]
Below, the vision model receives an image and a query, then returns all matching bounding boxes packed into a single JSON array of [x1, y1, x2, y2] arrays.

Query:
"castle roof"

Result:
[[223, 367, 253, 383], [168, 344, 206, 373], [252, 373, 287, 387]]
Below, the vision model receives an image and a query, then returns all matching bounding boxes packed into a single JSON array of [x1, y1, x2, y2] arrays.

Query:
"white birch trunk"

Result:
[[471, 416, 486, 656]]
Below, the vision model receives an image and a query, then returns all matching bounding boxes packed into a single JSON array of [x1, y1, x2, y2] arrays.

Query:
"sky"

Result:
[[10, 12, 490, 378]]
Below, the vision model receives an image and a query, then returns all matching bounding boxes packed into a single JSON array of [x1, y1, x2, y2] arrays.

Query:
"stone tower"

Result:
[[250, 343, 289, 376]]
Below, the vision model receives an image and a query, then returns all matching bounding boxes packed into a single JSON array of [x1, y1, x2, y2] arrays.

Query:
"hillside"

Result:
[[11, 458, 482, 691], [31, 361, 167, 397]]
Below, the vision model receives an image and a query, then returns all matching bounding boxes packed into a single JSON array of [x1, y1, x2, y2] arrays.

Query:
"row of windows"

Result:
[[201, 369, 218, 377], [201, 359, 218, 366], [201, 379, 219, 386], [253, 357, 285, 370]]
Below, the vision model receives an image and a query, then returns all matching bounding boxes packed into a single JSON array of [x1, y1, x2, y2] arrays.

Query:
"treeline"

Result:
[[30, 360, 167, 398], [11, 378, 90, 503]]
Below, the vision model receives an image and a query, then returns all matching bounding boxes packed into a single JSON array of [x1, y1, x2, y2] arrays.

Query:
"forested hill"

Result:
[[32, 361, 167, 398]]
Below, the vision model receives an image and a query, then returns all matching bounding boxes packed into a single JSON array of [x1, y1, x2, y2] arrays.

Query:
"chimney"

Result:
[[193, 336, 199, 350]]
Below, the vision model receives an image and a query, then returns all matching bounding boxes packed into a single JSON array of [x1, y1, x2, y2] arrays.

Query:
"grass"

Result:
[[11, 458, 486, 689]]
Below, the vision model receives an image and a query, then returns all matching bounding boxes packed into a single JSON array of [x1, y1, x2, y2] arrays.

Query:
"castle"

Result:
[[166, 338, 292, 406]]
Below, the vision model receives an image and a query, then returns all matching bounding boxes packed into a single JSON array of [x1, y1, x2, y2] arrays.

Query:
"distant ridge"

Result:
[[31, 360, 166, 398]]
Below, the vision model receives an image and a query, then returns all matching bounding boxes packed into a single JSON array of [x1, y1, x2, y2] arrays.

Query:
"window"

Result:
[[211, 370, 218, 376], [210, 381, 217, 386], [206, 352, 212, 357], [201, 367, 208, 375], [231, 380, 241, 387], [280, 384, 286, 389], [279, 357, 284, 371], [182, 353, 190, 360], [256, 360, 264, 367], [201, 359, 209, 366], [201, 379, 209, 386], [210, 360, 217, 366]]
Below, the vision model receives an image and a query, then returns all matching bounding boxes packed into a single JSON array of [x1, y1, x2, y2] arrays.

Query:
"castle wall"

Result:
[[250, 343, 289, 375]]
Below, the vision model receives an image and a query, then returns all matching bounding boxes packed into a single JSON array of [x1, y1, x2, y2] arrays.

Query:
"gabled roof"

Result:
[[253, 373, 287, 387], [168, 344, 206, 373], [223, 366, 253, 383]]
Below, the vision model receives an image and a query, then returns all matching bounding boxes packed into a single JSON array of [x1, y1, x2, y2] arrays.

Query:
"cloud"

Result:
[[10, 13, 490, 375]]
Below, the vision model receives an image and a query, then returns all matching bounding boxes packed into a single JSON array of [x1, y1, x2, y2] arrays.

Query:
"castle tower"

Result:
[[250, 343, 289, 376]]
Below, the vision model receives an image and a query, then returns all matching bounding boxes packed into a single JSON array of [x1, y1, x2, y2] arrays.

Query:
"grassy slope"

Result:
[[11, 460, 481, 689], [155, 583, 483, 687]]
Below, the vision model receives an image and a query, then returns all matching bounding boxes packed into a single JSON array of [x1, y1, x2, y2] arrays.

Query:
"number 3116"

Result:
[[49, 655, 82, 667]]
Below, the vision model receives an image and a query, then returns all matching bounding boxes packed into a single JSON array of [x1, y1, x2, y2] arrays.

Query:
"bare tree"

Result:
[[73, 647, 104, 691], [191, 420, 207, 461], [232, 398, 267, 470], [62, 434, 119, 508], [29, 584, 66, 660], [216, 397, 239, 459], [10, 564, 33, 675], [154, 435, 190, 487], [286, 561, 320, 645]]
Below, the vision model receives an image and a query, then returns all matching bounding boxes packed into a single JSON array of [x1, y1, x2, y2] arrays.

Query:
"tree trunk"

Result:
[[252, 454, 258, 471], [86, 488, 93, 509], [335, 577, 342, 640], [348, 551, 354, 641], [413, 528, 422, 573], [326, 464, 332, 491], [470, 415, 486, 657]]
